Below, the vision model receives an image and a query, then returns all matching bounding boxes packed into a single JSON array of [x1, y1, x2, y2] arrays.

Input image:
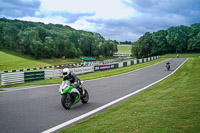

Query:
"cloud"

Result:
[[0, 0, 200, 41], [66, 0, 200, 41], [132, 0, 200, 13], [40, 0, 136, 19], [97, 0, 200, 41], [131, 0, 200, 23], [0, 0, 41, 18], [35, 10, 95, 23]]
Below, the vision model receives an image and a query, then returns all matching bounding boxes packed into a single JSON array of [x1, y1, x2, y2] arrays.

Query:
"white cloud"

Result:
[[105, 31, 141, 42], [124, 0, 132, 4], [1, 0, 199, 41], [41, 0, 91, 13], [67, 18, 98, 31], [40, 0, 136, 19], [37, 0, 139, 37]]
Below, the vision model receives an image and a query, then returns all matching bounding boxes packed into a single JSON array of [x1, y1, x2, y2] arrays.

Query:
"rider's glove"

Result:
[[74, 82, 77, 88]]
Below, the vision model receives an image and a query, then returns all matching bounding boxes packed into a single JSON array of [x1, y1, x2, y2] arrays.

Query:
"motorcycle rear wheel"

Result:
[[61, 94, 72, 109]]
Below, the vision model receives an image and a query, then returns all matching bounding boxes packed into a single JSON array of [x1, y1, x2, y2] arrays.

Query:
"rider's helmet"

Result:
[[62, 68, 70, 79]]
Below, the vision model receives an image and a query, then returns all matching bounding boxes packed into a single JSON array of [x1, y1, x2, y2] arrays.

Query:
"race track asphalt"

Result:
[[0, 58, 187, 133]]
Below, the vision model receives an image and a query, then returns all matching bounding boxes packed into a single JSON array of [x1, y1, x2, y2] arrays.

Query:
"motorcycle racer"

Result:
[[62, 68, 83, 94], [166, 62, 170, 70], [166, 61, 170, 66]]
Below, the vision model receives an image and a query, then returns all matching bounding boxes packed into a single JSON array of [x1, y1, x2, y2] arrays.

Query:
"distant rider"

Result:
[[166, 62, 170, 66], [62, 68, 83, 94], [166, 62, 170, 70]]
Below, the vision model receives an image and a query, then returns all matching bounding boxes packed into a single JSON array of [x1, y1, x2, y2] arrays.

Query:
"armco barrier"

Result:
[[131, 61, 134, 65], [139, 59, 142, 63], [119, 62, 123, 68], [94, 56, 160, 72], [0, 57, 131, 74], [113, 63, 119, 69], [94, 65, 113, 71], [1, 73, 24, 86], [45, 69, 61, 80], [142, 58, 144, 62], [1, 66, 94, 86], [123, 62, 127, 67], [137, 59, 139, 64], [134, 60, 137, 65], [24, 71, 45, 82], [1, 56, 160, 86], [70, 66, 94, 74], [127, 61, 131, 66]]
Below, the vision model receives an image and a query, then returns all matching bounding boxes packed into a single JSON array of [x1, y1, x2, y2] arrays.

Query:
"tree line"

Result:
[[119, 41, 132, 45], [132, 23, 200, 58], [0, 18, 118, 59]]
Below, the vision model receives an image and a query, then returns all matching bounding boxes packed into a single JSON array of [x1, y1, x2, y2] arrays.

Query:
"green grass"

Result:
[[0, 48, 132, 71], [59, 56, 200, 133], [161, 53, 200, 58], [0, 58, 167, 88], [117, 45, 131, 55], [0, 49, 82, 71], [96, 56, 118, 61]]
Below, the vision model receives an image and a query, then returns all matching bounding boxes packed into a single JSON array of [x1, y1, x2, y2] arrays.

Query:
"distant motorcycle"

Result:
[[166, 62, 170, 71], [59, 81, 89, 109]]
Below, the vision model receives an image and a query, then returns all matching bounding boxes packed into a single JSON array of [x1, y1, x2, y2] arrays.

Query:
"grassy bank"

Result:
[[117, 45, 131, 54], [0, 49, 82, 71], [60, 56, 200, 133], [0, 47, 134, 72]]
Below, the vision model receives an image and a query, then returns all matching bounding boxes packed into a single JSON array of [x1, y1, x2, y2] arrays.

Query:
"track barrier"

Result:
[[1, 56, 160, 86]]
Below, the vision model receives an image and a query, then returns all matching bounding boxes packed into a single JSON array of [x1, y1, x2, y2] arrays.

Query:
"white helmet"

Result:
[[62, 68, 70, 78]]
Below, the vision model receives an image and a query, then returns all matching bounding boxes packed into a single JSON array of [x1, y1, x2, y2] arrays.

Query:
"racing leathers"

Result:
[[63, 72, 83, 94]]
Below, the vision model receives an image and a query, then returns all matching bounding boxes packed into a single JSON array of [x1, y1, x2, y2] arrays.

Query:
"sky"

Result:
[[0, 0, 200, 42]]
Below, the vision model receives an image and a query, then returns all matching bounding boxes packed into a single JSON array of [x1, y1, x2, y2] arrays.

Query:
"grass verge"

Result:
[[59, 57, 200, 133], [0, 49, 82, 71], [161, 53, 200, 58], [117, 45, 132, 55], [0, 58, 167, 88]]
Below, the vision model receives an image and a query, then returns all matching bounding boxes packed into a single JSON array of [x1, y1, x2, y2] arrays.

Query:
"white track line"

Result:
[[42, 58, 188, 133], [0, 84, 60, 93]]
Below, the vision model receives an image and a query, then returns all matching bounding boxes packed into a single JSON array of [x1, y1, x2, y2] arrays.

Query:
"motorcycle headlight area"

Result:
[[59, 88, 65, 93]]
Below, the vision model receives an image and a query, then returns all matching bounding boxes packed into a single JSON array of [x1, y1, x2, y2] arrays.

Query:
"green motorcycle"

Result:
[[59, 81, 89, 109]]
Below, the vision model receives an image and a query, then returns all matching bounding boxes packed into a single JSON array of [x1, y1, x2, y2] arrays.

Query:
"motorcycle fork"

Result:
[[66, 93, 70, 98], [66, 93, 71, 103]]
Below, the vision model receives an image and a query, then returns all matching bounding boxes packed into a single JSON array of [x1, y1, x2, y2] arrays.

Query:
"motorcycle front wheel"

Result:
[[61, 94, 72, 109], [81, 89, 89, 104]]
